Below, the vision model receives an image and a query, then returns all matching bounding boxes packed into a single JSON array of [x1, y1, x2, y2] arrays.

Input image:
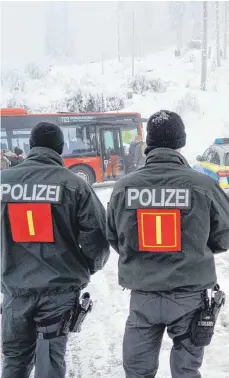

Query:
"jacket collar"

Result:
[[145, 148, 190, 167], [25, 147, 64, 167]]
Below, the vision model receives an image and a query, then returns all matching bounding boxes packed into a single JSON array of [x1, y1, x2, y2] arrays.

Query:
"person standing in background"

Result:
[[128, 135, 146, 172], [133, 135, 146, 169]]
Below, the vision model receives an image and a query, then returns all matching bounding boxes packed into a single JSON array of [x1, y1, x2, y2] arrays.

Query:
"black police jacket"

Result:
[[106, 148, 229, 292], [1, 147, 110, 296]]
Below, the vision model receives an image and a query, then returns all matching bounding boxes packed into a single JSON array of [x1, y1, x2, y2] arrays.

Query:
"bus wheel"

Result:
[[70, 165, 95, 185]]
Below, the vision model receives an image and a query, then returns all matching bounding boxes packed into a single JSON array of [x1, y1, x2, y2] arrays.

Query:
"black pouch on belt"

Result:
[[174, 285, 225, 349], [190, 310, 215, 346]]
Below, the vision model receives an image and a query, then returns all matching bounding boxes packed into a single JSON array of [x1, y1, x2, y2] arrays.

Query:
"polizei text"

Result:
[[125, 187, 191, 209], [0, 183, 62, 203]]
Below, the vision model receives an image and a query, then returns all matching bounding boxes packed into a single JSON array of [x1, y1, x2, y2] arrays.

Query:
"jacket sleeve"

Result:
[[208, 183, 229, 253], [76, 184, 110, 274], [106, 195, 119, 253]]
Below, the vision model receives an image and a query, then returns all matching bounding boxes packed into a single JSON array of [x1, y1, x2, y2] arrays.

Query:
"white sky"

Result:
[[1, 1, 176, 69], [1, 1, 222, 70]]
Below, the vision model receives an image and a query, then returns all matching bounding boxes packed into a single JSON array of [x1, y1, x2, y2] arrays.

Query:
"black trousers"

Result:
[[1, 290, 78, 378]]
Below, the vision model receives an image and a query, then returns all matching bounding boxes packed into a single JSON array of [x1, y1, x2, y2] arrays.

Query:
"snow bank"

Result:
[[2, 46, 229, 130]]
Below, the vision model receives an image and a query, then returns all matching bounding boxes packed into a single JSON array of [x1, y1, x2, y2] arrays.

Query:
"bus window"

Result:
[[103, 130, 115, 153], [61, 125, 97, 156], [0, 129, 9, 151], [11, 129, 30, 157], [121, 127, 138, 154]]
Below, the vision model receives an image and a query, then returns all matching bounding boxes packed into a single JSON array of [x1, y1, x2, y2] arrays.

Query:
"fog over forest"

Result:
[[1, 1, 224, 70]]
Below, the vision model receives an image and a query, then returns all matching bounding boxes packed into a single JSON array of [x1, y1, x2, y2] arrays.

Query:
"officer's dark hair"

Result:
[[29, 122, 64, 155]]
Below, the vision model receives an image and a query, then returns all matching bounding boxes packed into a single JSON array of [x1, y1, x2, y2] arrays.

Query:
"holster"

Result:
[[37, 292, 93, 340], [69, 292, 93, 333], [174, 285, 226, 349]]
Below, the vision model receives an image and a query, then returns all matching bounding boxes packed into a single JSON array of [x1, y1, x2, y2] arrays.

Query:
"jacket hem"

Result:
[[1, 282, 89, 297]]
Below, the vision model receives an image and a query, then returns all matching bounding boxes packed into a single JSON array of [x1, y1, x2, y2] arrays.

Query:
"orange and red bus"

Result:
[[0, 108, 146, 185]]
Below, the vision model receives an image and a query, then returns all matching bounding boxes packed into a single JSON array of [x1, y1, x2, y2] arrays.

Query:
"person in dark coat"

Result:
[[106, 110, 229, 378], [1, 122, 110, 378]]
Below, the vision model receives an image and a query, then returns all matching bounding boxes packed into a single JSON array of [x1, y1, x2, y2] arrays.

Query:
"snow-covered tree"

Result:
[[191, 2, 202, 40], [117, 2, 123, 62], [101, 40, 104, 75], [132, 9, 135, 77], [169, 2, 185, 51], [201, 1, 208, 91], [223, 1, 228, 60], [216, 1, 221, 67]]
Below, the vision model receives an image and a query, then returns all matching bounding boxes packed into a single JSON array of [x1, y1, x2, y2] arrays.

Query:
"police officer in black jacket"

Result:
[[106, 110, 229, 378], [1, 122, 110, 378]]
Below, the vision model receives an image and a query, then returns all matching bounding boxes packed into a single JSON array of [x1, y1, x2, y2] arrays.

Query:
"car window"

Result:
[[202, 148, 210, 160], [225, 153, 229, 166], [209, 150, 220, 165], [202, 148, 214, 162]]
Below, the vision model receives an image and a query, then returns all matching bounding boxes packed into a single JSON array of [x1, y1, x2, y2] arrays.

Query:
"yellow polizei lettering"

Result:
[[156, 216, 162, 244], [27, 211, 35, 236]]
